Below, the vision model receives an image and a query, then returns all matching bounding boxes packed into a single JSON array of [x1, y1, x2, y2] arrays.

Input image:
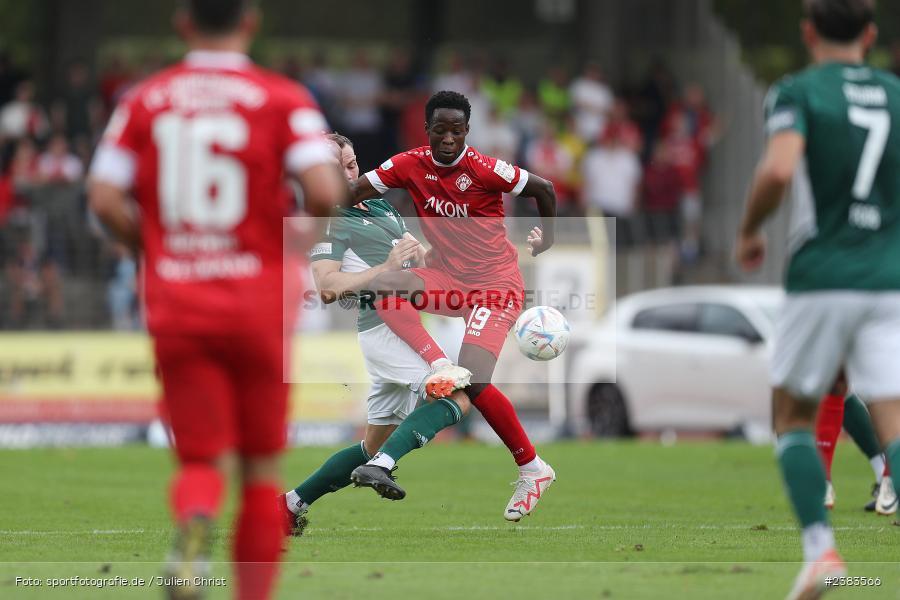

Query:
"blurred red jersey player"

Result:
[[87, 1, 346, 599]]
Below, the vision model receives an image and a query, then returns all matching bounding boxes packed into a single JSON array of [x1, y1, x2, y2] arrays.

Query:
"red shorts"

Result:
[[153, 333, 289, 462], [408, 267, 523, 358]]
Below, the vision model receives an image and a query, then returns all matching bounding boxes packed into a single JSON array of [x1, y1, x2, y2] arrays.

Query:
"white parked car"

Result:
[[568, 286, 784, 437]]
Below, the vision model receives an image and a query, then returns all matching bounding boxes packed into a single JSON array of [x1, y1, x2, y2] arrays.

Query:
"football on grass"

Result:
[[514, 306, 570, 361]]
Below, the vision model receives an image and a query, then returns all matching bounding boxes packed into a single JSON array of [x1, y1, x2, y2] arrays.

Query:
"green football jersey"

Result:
[[765, 62, 900, 292], [309, 198, 409, 332]]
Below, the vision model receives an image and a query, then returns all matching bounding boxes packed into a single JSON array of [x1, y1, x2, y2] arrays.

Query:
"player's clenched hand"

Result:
[[735, 230, 766, 272], [527, 226, 551, 257], [385, 238, 420, 271]]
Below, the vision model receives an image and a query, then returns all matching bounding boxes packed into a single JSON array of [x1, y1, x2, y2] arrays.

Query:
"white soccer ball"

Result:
[[514, 306, 570, 361]]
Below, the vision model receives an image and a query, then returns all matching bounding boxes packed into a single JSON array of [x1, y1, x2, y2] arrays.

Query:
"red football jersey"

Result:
[[365, 145, 529, 290], [90, 51, 332, 335]]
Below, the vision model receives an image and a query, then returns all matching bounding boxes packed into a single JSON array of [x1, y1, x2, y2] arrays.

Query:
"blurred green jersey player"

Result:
[[736, 1, 900, 598]]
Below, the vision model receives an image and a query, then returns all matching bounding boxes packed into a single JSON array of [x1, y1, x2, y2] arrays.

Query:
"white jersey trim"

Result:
[[285, 139, 335, 174], [511, 169, 530, 196], [431, 145, 468, 168], [89, 143, 137, 190], [365, 171, 389, 194]]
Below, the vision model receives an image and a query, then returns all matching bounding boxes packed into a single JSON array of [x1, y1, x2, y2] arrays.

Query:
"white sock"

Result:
[[284, 490, 308, 514], [430, 357, 451, 370], [801, 522, 835, 563], [519, 456, 544, 475], [368, 451, 396, 471], [870, 455, 886, 484]]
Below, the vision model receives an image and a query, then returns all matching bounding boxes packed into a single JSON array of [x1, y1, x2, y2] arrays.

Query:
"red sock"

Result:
[[471, 384, 536, 466], [170, 464, 224, 524], [376, 296, 447, 364], [815, 394, 845, 480], [234, 483, 283, 600], [885, 462, 892, 477]]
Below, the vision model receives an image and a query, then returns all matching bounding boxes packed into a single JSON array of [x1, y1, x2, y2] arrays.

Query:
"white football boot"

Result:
[[424, 358, 472, 399], [875, 476, 898, 516], [823, 481, 835, 510], [504, 460, 556, 522], [785, 548, 846, 600]]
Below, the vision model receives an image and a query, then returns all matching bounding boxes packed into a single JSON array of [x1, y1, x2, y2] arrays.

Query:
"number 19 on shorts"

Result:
[[466, 306, 491, 337]]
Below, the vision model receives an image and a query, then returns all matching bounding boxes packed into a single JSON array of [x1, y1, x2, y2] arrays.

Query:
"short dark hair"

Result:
[[185, 0, 252, 34], [327, 132, 354, 149], [804, 0, 875, 42], [425, 91, 471, 124]]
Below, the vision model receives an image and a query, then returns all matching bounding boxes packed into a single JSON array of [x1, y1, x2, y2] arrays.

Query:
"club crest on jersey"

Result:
[[455, 173, 473, 192], [425, 196, 468, 218]]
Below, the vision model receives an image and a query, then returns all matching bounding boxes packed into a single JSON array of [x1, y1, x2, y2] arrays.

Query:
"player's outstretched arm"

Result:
[[519, 173, 557, 256], [88, 180, 141, 253], [349, 175, 382, 206], [311, 239, 421, 303], [736, 131, 805, 271]]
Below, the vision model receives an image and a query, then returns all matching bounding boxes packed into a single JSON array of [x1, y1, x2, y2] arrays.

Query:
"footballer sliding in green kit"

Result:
[[280, 134, 469, 535], [736, 1, 900, 598]]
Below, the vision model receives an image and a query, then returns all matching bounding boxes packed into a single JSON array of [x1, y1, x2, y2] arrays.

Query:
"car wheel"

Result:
[[587, 383, 630, 438]]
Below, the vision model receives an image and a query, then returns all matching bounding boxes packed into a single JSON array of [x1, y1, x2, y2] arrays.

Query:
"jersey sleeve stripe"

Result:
[[511, 168, 530, 196], [365, 171, 389, 194], [285, 139, 336, 173], [89, 143, 137, 189]]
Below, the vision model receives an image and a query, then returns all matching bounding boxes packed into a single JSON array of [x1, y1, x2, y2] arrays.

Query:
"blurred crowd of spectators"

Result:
[[0, 48, 721, 330], [299, 49, 721, 265]]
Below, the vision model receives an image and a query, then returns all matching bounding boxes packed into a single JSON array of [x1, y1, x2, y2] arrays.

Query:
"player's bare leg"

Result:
[[865, 400, 900, 521], [282, 424, 396, 536], [774, 389, 846, 600], [234, 455, 284, 600]]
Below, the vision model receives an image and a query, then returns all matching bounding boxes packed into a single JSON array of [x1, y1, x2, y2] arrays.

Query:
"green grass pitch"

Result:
[[0, 441, 897, 599]]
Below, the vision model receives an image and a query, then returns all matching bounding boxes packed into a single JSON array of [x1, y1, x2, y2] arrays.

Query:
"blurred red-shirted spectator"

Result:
[[36, 134, 83, 184], [525, 121, 575, 210], [664, 110, 704, 262], [10, 138, 39, 187], [642, 141, 683, 244], [99, 55, 133, 110], [398, 91, 430, 150], [0, 171, 12, 226], [603, 98, 643, 154], [661, 83, 718, 164]]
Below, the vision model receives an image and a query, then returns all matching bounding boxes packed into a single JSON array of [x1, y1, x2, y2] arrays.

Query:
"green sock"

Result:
[[776, 430, 828, 528], [377, 398, 462, 463], [885, 438, 900, 499], [294, 441, 370, 505], [843, 394, 882, 459]]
